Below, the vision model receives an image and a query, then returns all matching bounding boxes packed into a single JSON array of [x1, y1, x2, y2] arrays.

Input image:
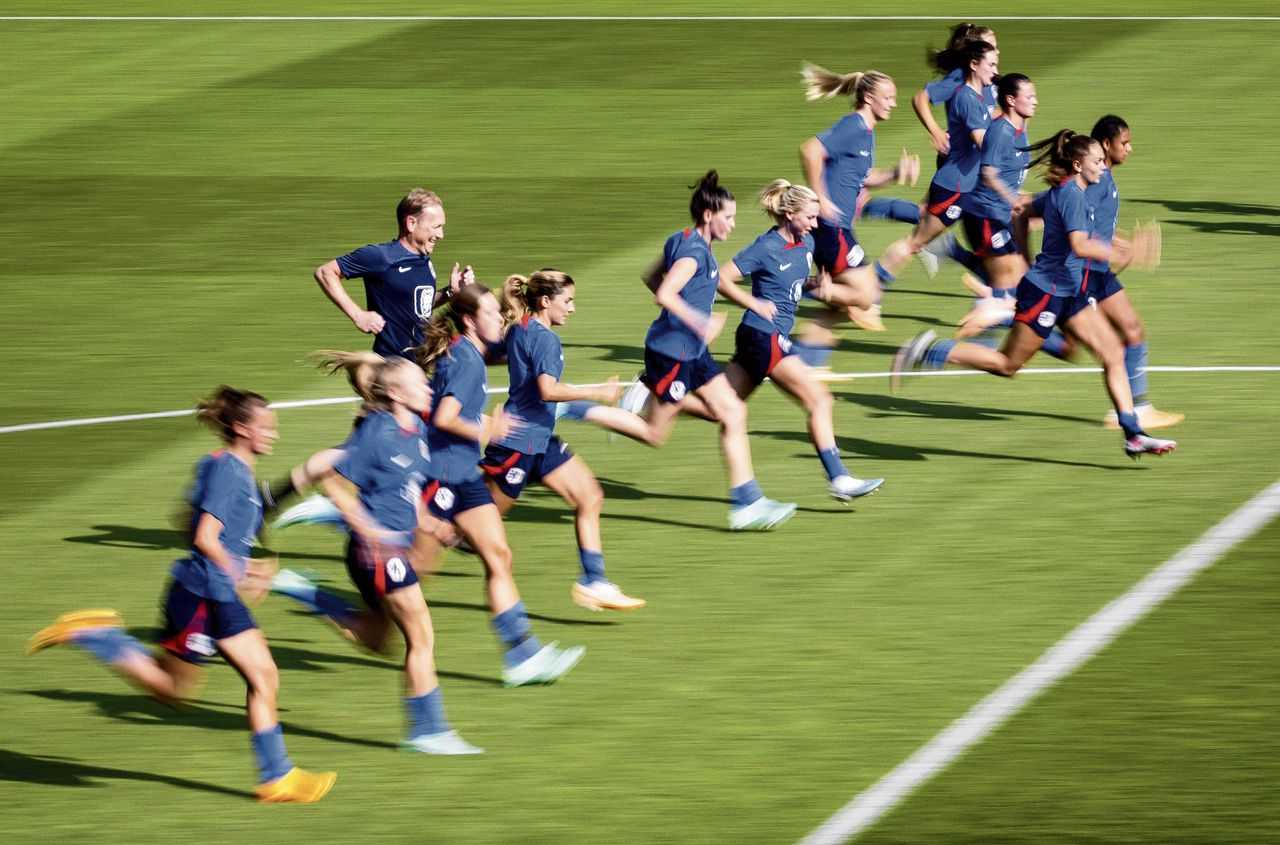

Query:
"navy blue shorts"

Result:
[[925, 183, 965, 227], [1013, 278, 1089, 340], [345, 537, 420, 609], [1088, 269, 1124, 301], [813, 219, 868, 275], [423, 474, 493, 521], [643, 346, 721, 404], [961, 212, 1017, 257], [731, 322, 795, 386], [480, 437, 576, 499], [157, 580, 257, 665]]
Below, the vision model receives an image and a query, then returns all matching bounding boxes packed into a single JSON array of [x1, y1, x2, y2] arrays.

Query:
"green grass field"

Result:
[[2, 7, 1278, 843]]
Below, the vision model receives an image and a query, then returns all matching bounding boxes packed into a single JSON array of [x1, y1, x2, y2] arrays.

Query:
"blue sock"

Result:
[[873, 261, 895, 289], [729, 479, 764, 508], [992, 287, 1016, 301], [862, 197, 920, 224], [275, 581, 355, 626], [251, 724, 294, 783], [578, 550, 607, 586], [1117, 410, 1143, 439], [73, 627, 148, 665], [405, 687, 450, 738], [922, 339, 956, 370], [492, 602, 541, 668], [559, 400, 598, 421], [816, 447, 848, 482], [1042, 330, 1070, 360], [1125, 341, 1149, 405], [794, 342, 832, 368], [945, 238, 975, 266]]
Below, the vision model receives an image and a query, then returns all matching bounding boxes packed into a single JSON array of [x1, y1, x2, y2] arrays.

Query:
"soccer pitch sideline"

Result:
[[2, 7, 1278, 843]]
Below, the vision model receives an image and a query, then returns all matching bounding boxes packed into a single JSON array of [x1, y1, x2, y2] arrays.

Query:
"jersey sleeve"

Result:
[[923, 77, 956, 105], [194, 456, 241, 527], [817, 116, 859, 156], [335, 244, 387, 279], [532, 330, 564, 381], [732, 236, 769, 276], [1059, 188, 1090, 235], [957, 90, 990, 134], [333, 422, 373, 488], [1031, 190, 1050, 219], [980, 122, 1008, 168]]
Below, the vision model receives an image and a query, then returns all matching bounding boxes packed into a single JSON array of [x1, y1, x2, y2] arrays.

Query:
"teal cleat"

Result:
[[728, 497, 797, 531], [400, 730, 485, 755], [272, 493, 346, 532]]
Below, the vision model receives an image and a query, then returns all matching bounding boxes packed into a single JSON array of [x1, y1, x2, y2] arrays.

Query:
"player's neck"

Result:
[[390, 404, 417, 430], [856, 105, 877, 130], [226, 441, 256, 468]]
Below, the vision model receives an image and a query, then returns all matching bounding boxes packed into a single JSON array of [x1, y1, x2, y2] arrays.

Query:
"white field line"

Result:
[[800, 475, 1280, 845], [1, 364, 1276, 435], [2, 16, 1279, 22]]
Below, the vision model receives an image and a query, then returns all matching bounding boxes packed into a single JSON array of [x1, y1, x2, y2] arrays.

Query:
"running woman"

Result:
[[270, 355, 484, 753], [891, 132, 1176, 458], [1084, 115, 1183, 431], [799, 65, 919, 334], [315, 188, 475, 360], [626, 171, 797, 531], [719, 179, 885, 501], [953, 72, 1038, 335], [877, 39, 999, 286], [418, 283, 586, 685], [482, 270, 646, 611], [27, 387, 336, 802]]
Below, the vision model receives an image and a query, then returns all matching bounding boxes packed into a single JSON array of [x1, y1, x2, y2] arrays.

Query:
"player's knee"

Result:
[[484, 544, 514, 578], [809, 388, 834, 417], [580, 480, 604, 513], [1123, 321, 1145, 345]]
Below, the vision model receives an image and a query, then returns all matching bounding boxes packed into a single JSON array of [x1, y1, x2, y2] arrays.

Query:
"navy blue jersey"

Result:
[[732, 229, 814, 337], [334, 411, 431, 535], [1024, 179, 1094, 296], [644, 229, 720, 361], [931, 85, 992, 194], [816, 112, 875, 229], [924, 68, 998, 115], [426, 336, 490, 481], [1084, 168, 1120, 272], [335, 240, 437, 359], [965, 115, 1030, 220], [495, 316, 562, 454], [170, 451, 262, 602]]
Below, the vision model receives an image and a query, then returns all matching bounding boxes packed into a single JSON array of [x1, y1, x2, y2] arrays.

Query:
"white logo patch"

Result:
[[505, 467, 527, 485], [434, 487, 456, 510], [1037, 311, 1058, 328], [945, 204, 963, 220], [397, 265, 412, 274], [391, 453, 412, 468], [846, 244, 865, 266], [669, 380, 687, 402], [991, 230, 1010, 249], [1087, 296, 1098, 309], [779, 262, 793, 271], [185, 633, 216, 657], [414, 285, 435, 319], [858, 150, 870, 157], [386, 557, 407, 583], [419, 441, 430, 460], [778, 335, 793, 354], [710, 269, 719, 279]]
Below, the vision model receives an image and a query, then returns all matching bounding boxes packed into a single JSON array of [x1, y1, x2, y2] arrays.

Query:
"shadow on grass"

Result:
[[1128, 198, 1280, 237], [425, 599, 618, 628], [0, 747, 253, 798], [843, 393, 1098, 426], [63, 524, 345, 563], [753, 428, 1136, 472], [18, 689, 398, 750]]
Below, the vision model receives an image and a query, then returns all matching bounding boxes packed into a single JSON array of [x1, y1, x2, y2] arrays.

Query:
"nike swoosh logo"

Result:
[[397, 266, 411, 273], [780, 263, 793, 270], [858, 150, 870, 156], [711, 270, 719, 278]]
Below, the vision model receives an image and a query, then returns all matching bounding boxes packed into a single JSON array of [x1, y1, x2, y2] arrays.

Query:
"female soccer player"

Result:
[[891, 132, 1176, 458], [877, 39, 999, 286], [1084, 115, 1183, 431], [628, 170, 797, 531], [27, 387, 336, 802], [417, 284, 587, 684], [718, 179, 885, 501], [271, 355, 484, 753], [481, 269, 645, 612], [799, 65, 918, 333], [953, 72, 1039, 335]]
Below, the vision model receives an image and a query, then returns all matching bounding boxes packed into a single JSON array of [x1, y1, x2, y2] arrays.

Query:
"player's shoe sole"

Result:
[[26, 610, 123, 656]]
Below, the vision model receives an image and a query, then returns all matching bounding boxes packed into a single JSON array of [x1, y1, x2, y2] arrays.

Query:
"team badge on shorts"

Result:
[[185, 633, 216, 657], [506, 467, 527, 485], [669, 380, 687, 401], [1037, 311, 1057, 328], [434, 487, 456, 510], [386, 557, 407, 584], [847, 244, 865, 265], [946, 204, 962, 220]]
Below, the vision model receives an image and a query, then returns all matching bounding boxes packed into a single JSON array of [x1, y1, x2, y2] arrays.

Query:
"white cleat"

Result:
[[890, 330, 936, 394], [502, 642, 586, 687], [272, 493, 346, 532], [829, 475, 885, 502], [400, 730, 485, 755], [1124, 434, 1177, 459], [728, 497, 797, 531]]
